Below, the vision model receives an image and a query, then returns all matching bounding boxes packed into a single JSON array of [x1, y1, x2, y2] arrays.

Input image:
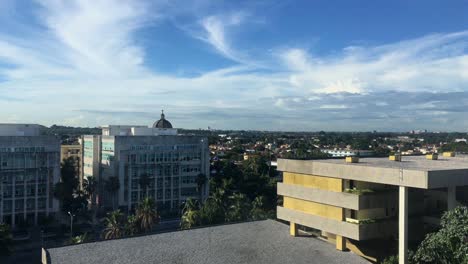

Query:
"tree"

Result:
[[250, 196, 274, 220], [0, 223, 12, 256], [83, 176, 97, 205], [138, 173, 151, 200], [180, 198, 200, 229], [136, 197, 159, 233], [54, 157, 80, 212], [198, 198, 225, 226], [105, 176, 120, 210], [226, 193, 251, 222], [196, 173, 207, 203], [102, 210, 124, 240], [83, 176, 98, 222], [412, 206, 468, 264]]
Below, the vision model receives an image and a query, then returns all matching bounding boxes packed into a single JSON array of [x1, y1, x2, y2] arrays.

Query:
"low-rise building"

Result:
[[277, 155, 468, 263], [0, 124, 60, 227]]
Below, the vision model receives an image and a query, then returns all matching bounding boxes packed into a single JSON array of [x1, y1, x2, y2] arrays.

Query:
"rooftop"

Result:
[[317, 155, 468, 171], [278, 155, 468, 189], [46, 220, 367, 264]]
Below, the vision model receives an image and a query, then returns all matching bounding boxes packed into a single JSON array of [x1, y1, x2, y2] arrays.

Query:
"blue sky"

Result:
[[1, 0, 468, 131]]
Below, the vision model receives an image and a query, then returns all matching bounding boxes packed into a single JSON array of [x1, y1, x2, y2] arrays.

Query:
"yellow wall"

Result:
[[284, 197, 343, 221], [283, 172, 343, 192]]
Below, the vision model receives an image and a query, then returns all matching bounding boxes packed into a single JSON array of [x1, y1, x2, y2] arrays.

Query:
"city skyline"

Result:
[[1, 0, 468, 131]]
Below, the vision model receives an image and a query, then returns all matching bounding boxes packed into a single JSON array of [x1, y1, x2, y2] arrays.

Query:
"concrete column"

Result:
[[336, 235, 346, 251], [447, 186, 456, 210], [290, 222, 298, 237], [399, 186, 408, 264]]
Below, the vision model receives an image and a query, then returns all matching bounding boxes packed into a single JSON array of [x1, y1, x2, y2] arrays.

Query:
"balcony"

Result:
[[277, 183, 396, 210], [277, 206, 396, 240]]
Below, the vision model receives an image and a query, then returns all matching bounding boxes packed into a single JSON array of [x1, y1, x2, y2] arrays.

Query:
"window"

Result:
[[181, 187, 197, 196], [350, 210, 357, 219]]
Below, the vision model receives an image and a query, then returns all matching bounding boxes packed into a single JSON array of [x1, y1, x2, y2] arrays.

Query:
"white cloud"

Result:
[[0, 0, 468, 130], [280, 31, 468, 94], [197, 12, 251, 64]]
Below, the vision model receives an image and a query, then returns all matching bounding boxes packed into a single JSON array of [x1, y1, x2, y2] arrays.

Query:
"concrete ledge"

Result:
[[277, 159, 429, 188], [277, 183, 360, 210], [277, 206, 396, 241], [277, 206, 360, 240]]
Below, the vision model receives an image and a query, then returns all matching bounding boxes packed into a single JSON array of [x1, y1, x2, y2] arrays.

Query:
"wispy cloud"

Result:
[[0, 0, 468, 131], [197, 12, 250, 64]]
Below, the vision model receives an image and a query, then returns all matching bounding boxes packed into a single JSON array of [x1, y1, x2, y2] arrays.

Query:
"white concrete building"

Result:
[[82, 112, 210, 213], [321, 149, 375, 157], [0, 124, 60, 227]]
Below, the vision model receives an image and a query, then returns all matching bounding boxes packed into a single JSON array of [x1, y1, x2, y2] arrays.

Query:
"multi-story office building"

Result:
[[277, 155, 468, 264], [0, 124, 60, 227], [82, 112, 210, 213]]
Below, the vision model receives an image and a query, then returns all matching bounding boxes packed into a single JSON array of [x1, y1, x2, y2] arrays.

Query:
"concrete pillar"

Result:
[[290, 222, 298, 237], [336, 235, 346, 251], [399, 186, 408, 264], [447, 186, 456, 210]]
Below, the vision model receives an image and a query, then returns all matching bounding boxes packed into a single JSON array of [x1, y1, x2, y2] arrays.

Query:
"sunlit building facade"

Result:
[[82, 112, 210, 213], [0, 124, 60, 227]]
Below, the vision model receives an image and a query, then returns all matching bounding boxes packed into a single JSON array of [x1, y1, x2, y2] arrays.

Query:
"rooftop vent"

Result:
[[426, 153, 438, 160], [345, 156, 359, 163], [442, 152, 455, 157]]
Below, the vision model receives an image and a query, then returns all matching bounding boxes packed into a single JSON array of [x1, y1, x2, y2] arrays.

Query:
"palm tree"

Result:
[[102, 210, 124, 240], [105, 176, 120, 210], [83, 176, 98, 223], [196, 173, 207, 203], [138, 173, 151, 200], [136, 197, 159, 232], [180, 198, 200, 229], [83, 176, 97, 207]]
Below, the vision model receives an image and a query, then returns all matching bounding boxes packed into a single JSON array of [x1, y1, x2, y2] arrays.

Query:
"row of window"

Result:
[[127, 152, 202, 164], [83, 140, 93, 150], [0, 147, 45, 153], [129, 187, 196, 202], [2, 198, 47, 211], [130, 144, 199, 152], [2, 184, 47, 197], [102, 142, 115, 152], [1, 171, 50, 184], [0, 153, 58, 169], [129, 165, 201, 178]]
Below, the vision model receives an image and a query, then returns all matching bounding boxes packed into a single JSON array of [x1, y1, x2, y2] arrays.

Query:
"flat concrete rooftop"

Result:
[[317, 155, 468, 171], [47, 220, 367, 264], [278, 156, 468, 189]]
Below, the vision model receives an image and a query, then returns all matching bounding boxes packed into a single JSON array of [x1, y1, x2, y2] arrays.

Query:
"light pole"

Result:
[[68, 211, 75, 239]]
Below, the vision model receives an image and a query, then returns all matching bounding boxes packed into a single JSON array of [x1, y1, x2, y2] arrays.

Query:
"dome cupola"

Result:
[[153, 110, 173, 129]]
